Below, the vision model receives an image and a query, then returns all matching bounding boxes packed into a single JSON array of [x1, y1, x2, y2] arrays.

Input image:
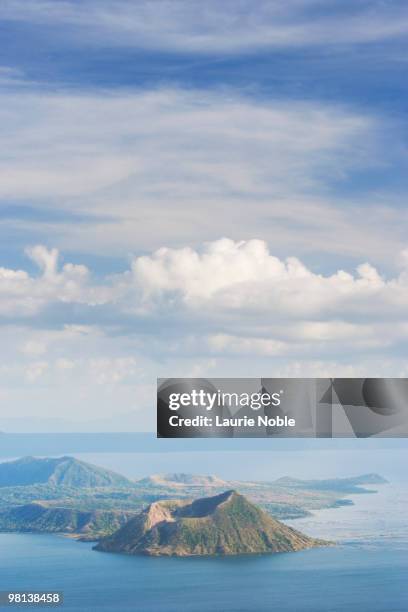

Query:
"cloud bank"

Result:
[[3, 238, 408, 427], [2, 239, 408, 351]]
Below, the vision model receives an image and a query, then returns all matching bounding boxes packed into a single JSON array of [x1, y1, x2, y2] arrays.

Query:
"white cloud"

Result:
[[25, 360, 48, 383], [1, 1, 408, 53], [130, 237, 391, 318], [0, 89, 371, 202], [0, 245, 114, 316], [2, 238, 408, 359], [88, 357, 141, 385], [3, 238, 408, 326], [0, 66, 29, 87], [126, 237, 408, 356], [254, 358, 408, 379], [25, 245, 60, 278], [20, 339, 47, 356], [55, 358, 75, 370], [0, 323, 156, 426], [208, 334, 288, 357], [207, 320, 387, 357]]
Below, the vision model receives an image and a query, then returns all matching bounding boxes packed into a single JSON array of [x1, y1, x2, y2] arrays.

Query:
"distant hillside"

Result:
[[138, 473, 228, 488], [95, 490, 328, 557], [274, 473, 388, 493], [346, 474, 388, 485], [0, 502, 134, 540], [0, 456, 132, 489]]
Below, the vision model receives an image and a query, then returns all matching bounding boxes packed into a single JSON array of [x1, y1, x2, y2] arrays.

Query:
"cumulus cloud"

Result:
[[128, 237, 408, 355], [2, 239, 408, 357], [1, 238, 408, 322], [131, 238, 389, 316], [0, 245, 112, 316], [1, 1, 408, 53]]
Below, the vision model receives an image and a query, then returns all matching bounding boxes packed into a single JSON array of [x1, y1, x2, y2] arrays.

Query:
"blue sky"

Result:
[[1, 1, 408, 431]]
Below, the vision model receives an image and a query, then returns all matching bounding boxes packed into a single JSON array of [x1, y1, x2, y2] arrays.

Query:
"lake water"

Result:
[[0, 484, 407, 611]]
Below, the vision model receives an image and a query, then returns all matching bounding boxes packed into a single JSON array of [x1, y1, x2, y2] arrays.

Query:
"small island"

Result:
[[94, 489, 328, 556]]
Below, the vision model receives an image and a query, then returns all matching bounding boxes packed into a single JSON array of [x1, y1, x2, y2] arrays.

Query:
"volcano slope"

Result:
[[95, 490, 328, 557]]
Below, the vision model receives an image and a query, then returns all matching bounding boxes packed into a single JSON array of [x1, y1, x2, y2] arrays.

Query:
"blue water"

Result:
[[0, 534, 407, 612], [0, 485, 407, 611]]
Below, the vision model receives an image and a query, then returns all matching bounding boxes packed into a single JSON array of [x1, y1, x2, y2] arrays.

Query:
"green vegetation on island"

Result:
[[0, 502, 135, 540], [0, 456, 132, 489], [0, 456, 388, 544], [95, 490, 328, 556]]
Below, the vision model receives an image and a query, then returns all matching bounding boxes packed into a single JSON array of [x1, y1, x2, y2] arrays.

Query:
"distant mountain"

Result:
[[0, 502, 134, 540], [95, 490, 327, 556], [345, 474, 388, 485], [138, 473, 228, 488], [274, 473, 388, 493], [0, 456, 132, 489]]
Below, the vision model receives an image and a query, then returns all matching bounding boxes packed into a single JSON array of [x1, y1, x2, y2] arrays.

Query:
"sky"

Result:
[[1, 0, 408, 431]]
